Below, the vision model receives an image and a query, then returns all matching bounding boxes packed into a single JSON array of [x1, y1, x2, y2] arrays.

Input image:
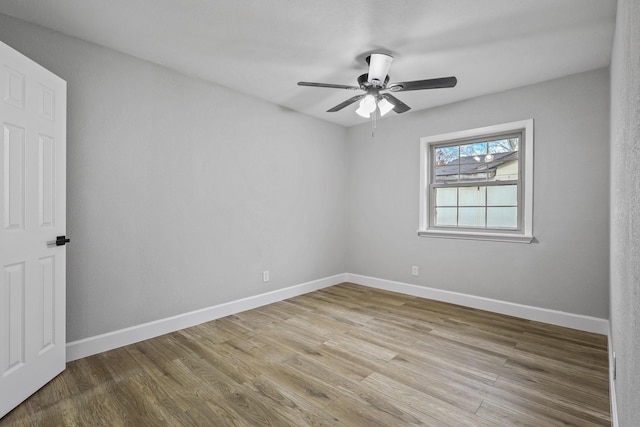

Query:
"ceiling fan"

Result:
[[298, 53, 457, 118]]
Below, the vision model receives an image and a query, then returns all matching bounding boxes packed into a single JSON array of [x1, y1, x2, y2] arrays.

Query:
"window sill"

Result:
[[417, 229, 534, 243]]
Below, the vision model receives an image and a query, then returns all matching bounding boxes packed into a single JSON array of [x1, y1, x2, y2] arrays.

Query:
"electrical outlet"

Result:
[[412, 266, 419, 276], [262, 271, 270, 283]]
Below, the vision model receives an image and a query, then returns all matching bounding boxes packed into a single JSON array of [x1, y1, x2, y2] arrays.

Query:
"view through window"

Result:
[[433, 134, 520, 229]]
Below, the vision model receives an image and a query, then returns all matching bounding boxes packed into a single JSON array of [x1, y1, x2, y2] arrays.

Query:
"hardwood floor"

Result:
[[1, 283, 610, 426]]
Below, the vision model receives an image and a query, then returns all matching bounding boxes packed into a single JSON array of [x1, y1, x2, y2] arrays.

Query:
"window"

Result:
[[418, 120, 534, 243]]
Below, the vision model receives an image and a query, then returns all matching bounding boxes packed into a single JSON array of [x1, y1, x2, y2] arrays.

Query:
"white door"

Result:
[[0, 41, 67, 418]]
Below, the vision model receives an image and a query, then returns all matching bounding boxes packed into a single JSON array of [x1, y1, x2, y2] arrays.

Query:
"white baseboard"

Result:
[[346, 273, 609, 335], [67, 272, 609, 363], [608, 328, 619, 427], [66, 273, 346, 362]]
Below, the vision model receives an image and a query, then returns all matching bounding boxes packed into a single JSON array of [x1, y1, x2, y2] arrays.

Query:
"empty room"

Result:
[[0, 0, 638, 426]]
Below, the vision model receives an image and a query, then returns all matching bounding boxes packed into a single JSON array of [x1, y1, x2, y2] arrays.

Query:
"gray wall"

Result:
[[346, 68, 610, 319], [0, 13, 348, 342], [610, 0, 640, 424]]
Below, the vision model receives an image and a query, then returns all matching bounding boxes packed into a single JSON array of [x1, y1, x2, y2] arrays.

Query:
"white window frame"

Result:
[[418, 119, 534, 243]]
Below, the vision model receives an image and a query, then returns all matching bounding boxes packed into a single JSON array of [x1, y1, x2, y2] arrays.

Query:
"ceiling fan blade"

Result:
[[381, 93, 411, 114], [388, 76, 457, 92], [367, 53, 393, 84], [327, 94, 365, 112], [298, 81, 360, 90]]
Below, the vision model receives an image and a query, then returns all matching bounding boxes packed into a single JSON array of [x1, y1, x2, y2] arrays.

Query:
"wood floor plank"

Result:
[[252, 334, 404, 422], [243, 374, 348, 427], [295, 345, 374, 382], [320, 380, 432, 427], [499, 372, 610, 415], [476, 399, 546, 427], [380, 355, 491, 413], [501, 352, 609, 396], [483, 383, 608, 427], [491, 375, 611, 425], [361, 372, 496, 427], [0, 283, 610, 426], [257, 361, 341, 409]]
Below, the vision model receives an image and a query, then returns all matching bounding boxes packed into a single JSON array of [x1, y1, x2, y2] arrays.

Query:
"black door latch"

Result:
[[56, 236, 70, 246]]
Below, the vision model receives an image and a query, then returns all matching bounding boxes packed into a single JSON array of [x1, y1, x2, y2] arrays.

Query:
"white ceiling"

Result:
[[0, 0, 616, 127]]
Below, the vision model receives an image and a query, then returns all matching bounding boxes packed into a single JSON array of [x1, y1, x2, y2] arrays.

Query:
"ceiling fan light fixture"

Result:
[[377, 97, 394, 116], [355, 105, 371, 118], [356, 94, 377, 118]]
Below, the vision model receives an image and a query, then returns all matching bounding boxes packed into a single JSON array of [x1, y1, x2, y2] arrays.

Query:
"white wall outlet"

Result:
[[262, 270, 270, 283], [412, 266, 419, 276]]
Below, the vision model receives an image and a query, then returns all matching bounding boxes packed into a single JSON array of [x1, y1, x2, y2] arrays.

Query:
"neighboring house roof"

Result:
[[436, 151, 518, 178]]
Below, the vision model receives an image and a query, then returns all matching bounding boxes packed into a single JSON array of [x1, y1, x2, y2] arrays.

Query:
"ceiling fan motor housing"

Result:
[[366, 53, 394, 84], [358, 73, 389, 89]]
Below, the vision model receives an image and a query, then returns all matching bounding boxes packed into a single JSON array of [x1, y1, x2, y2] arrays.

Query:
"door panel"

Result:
[[0, 41, 66, 419], [3, 262, 25, 374], [3, 123, 25, 230], [39, 134, 55, 228]]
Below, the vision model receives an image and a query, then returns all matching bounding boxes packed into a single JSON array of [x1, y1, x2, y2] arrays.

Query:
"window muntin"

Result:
[[419, 120, 533, 243]]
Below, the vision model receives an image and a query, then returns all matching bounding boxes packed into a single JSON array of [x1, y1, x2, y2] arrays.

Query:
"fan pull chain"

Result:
[[371, 108, 377, 137]]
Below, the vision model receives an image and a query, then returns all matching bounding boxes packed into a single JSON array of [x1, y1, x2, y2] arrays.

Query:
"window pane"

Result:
[[435, 165, 458, 183], [460, 142, 487, 157], [434, 146, 458, 166], [458, 144, 490, 183], [459, 186, 485, 206], [493, 151, 518, 181], [487, 185, 517, 206], [435, 187, 457, 206], [435, 207, 457, 226], [459, 207, 485, 227], [488, 137, 519, 154], [487, 207, 517, 228]]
